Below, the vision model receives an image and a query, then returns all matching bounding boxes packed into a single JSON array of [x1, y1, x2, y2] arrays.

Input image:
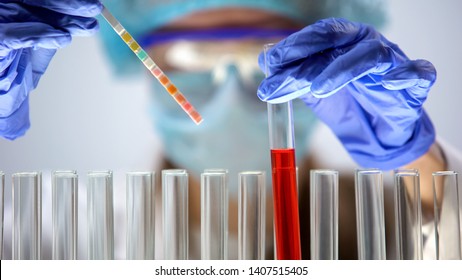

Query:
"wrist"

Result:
[[350, 112, 435, 170]]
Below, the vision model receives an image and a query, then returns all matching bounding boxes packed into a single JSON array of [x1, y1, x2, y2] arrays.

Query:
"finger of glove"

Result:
[[311, 39, 403, 97], [0, 22, 72, 54], [1, 48, 55, 113], [257, 52, 333, 103], [31, 48, 57, 87], [0, 3, 100, 37], [257, 68, 312, 103], [259, 18, 376, 72], [9, 0, 102, 17], [0, 50, 17, 73], [0, 95, 30, 140], [382, 59, 436, 106], [0, 49, 32, 116]]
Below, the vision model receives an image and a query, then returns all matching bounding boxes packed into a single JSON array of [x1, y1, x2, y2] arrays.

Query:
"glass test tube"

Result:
[[264, 43, 301, 260], [432, 171, 461, 260], [162, 170, 189, 260], [52, 171, 78, 260], [12, 172, 42, 260], [126, 172, 155, 260], [87, 171, 114, 260], [355, 169, 386, 260], [238, 171, 266, 260], [310, 169, 339, 260], [201, 169, 228, 260], [0, 171, 4, 260], [394, 169, 423, 260]]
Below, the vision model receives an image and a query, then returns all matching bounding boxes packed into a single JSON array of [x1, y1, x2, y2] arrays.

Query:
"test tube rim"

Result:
[[12, 171, 41, 177], [432, 170, 458, 176], [310, 169, 339, 176], [203, 169, 229, 174], [162, 169, 188, 175], [202, 172, 227, 178], [355, 168, 382, 175], [87, 170, 113, 177], [52, 170, 78, 179], [239, 171, 265, 176], [394, 169, 419, 177], [126, 171, 154, 176], [53, 170, 77, 174], [263, 43, 275, 55]]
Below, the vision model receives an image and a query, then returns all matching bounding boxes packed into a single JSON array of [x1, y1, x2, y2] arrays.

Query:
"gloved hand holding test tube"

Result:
[[258, 18, 436, 171]]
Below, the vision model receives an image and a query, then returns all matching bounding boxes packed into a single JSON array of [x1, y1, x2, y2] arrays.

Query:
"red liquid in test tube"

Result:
[[271, 148, 301, 260]]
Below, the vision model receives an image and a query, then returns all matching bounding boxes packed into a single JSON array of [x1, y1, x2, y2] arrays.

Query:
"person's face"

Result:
[[145, 7, 317, 184]]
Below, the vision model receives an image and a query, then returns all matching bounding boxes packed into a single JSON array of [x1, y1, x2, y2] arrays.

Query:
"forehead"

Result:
[[156, 7, 304, 31]]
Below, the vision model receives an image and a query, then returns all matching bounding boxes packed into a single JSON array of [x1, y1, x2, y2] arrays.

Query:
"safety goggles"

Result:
[[140, 27, 297, 74]]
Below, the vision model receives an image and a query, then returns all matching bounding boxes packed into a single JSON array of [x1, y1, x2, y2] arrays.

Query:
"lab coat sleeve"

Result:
[[422, 138, 462, 260]]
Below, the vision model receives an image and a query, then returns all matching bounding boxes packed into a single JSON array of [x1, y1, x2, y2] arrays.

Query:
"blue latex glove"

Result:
[[0, 0, 102, 140], [258, 18, 436, 170]]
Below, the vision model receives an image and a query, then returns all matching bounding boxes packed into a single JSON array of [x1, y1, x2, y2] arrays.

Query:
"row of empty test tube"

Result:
[[0, 168, 460, 260], [0, 169, 259, 260]]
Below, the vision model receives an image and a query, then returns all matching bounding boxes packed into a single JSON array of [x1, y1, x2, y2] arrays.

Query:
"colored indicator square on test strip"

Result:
[[137, 50, 148, 61], [143, 58, 155, 69], [167, 85, 178, 95], [159, 75, 169, 85], [151, 68, 162, 77], [173, 93, 186, 104], [191, 112, 202, 123], [121, 32, 132, 43], [130, 41, 141, 52], [183, 103, 192, 111]]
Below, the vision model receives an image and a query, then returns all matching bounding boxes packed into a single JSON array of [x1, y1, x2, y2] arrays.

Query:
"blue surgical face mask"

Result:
[[149, 64, 317, 195]]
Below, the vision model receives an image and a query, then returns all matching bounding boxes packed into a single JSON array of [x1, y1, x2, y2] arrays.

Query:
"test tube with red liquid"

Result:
[[264, 44, 301, 260]]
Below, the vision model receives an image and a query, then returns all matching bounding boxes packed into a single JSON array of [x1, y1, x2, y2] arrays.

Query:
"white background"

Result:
[[1, 0, 461, 259], [2, 260, 460, 280]]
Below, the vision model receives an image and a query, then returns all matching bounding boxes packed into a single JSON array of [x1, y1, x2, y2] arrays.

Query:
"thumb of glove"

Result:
[[0, 95, 30, 140], [382, 59, 437, 106]]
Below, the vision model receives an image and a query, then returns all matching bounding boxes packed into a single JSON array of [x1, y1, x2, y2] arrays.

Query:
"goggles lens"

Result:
[[141, 28, 297, 73]]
